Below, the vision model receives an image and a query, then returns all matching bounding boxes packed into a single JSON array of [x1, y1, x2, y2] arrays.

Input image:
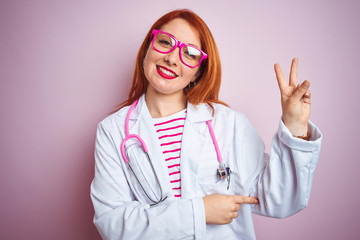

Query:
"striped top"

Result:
[[153, 109, 187, 198]]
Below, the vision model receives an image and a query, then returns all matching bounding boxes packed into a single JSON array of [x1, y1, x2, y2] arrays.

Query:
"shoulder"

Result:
[[97, 105, 130, 133], [212, 103, 248, 125]]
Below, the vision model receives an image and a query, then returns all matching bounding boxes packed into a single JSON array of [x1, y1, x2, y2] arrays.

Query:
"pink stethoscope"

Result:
[[120, 99, 231, 205]]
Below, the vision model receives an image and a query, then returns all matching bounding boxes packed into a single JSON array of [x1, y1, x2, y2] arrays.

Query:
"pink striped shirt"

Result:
[[153, 109, 186, 198]]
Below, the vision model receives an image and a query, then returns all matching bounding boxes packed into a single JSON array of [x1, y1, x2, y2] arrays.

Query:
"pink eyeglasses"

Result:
[[151, 29, 208, 68]]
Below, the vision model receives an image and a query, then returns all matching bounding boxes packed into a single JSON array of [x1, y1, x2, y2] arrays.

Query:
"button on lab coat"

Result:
[[90, 95, 322, 240]]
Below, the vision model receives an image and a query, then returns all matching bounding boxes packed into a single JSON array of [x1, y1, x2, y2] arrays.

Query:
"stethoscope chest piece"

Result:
[[121, 99, 232, 204], [207, 120, 231, 190], [218, 167, 227, 179], [218, 162, 231, 190]]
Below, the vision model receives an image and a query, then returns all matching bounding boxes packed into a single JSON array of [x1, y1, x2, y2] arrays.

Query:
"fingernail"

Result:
[[302, 80, 310, 88]]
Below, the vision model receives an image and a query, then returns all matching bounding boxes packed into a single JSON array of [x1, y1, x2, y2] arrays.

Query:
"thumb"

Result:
[[292, 80, 310, 100], [233, 196, 259, 204]]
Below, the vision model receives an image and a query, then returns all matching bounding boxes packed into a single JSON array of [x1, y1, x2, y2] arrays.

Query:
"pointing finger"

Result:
[[233, 196, 259, 204]]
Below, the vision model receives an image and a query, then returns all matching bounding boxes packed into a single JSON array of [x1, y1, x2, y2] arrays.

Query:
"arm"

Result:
[[90, 123, 205, 239], [248, 119, 322, 218], [248, 58, 322, 217]]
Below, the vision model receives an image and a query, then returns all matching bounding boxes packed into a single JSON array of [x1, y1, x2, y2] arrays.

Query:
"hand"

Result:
[[274, 58, 311, 136], [203, 194, 259, 225]]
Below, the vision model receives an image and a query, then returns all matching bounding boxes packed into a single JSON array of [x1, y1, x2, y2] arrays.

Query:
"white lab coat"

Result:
[[90, 94, 322, 240]]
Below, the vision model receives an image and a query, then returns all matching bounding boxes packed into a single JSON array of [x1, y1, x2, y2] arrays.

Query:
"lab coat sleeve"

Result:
[[245, 118, 322, 218], [90, 122, 206, 240]]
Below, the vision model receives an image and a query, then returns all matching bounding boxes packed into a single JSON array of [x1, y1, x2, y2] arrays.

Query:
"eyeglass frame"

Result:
[[150, 29, 208, 68]]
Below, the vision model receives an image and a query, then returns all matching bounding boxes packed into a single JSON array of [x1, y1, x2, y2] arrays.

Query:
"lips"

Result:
[[156, 65, 178, 79]]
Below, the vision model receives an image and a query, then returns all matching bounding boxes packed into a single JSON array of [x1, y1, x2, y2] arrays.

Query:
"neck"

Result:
[[145, 90, 187, 118]]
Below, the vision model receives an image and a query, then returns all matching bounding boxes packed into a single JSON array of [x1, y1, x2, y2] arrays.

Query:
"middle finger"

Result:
[[289, 58, 298, 87]]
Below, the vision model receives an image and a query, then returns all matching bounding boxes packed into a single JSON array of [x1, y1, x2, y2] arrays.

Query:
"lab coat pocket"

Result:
[[197, 155, 232, 194], [202, 177, 230, 195], [125, 144, 166, 205]]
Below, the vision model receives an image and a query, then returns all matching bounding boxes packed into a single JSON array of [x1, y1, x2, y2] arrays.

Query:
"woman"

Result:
[[90, 9, 322, 240]]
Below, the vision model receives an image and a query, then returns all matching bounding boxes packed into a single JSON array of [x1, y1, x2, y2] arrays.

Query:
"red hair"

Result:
[[112, 9, 227, 113]]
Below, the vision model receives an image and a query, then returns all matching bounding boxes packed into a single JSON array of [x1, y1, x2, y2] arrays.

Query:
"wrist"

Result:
[[293, 131, 311, 141], [282, 117, 308, 136]]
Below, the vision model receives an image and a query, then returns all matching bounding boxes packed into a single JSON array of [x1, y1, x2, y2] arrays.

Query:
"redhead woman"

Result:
[[90, 9, 322, 240]]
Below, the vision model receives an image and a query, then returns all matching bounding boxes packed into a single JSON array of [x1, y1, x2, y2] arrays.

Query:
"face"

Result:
[[143, 18, 202, 98]]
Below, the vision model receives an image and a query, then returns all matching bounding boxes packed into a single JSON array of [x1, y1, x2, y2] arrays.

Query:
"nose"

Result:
[[164, 47, 181, 66]]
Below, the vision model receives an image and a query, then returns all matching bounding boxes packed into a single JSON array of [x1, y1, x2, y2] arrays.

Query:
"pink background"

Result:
[[1, 0, 359, 239]]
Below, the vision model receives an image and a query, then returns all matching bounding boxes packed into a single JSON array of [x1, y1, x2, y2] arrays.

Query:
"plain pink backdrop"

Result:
[[1, 0, 359, 239]]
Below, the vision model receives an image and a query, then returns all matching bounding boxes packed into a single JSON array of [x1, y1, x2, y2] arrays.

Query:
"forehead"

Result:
[[159, 18, 201, 48]]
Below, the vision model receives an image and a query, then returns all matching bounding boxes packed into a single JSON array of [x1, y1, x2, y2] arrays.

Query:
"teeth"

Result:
[[158, 67, 176, 77]]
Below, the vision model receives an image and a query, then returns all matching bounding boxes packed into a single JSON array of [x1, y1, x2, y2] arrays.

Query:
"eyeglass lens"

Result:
[[153, 32, 203, 67]]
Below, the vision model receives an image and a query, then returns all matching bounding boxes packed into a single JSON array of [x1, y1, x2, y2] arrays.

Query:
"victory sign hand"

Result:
[[274, 58, 311, 137]]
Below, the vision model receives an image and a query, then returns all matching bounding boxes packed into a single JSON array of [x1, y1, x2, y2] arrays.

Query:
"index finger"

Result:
[[233, 195, 259, 204]]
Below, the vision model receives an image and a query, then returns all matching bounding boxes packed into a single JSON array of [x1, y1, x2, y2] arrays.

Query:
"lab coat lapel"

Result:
[[180, 103, 212, 198]]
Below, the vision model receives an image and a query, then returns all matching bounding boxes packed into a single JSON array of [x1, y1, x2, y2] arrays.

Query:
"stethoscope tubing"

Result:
[[120, 99, 228, 205], [121, 99, 167, 205], [206, 120, 223, 163], [121, 99, 149, 163], [125, 99, 139, 136], [121, 134, 148, 163], [127, 152, 167, 206]]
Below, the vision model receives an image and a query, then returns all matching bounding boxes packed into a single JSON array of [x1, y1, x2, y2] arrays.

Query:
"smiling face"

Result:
[[143, 18, 201, 99]]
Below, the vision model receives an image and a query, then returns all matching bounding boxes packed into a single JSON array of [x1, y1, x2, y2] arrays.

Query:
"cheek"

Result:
[[143, 49, 151, 68], [144, 47, 161, 64], [143, 54, 154, 78], [144, 50, 161, 74]]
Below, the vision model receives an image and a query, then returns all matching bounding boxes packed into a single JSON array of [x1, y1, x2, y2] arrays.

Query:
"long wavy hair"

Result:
[[112, 9, 227, 113]]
